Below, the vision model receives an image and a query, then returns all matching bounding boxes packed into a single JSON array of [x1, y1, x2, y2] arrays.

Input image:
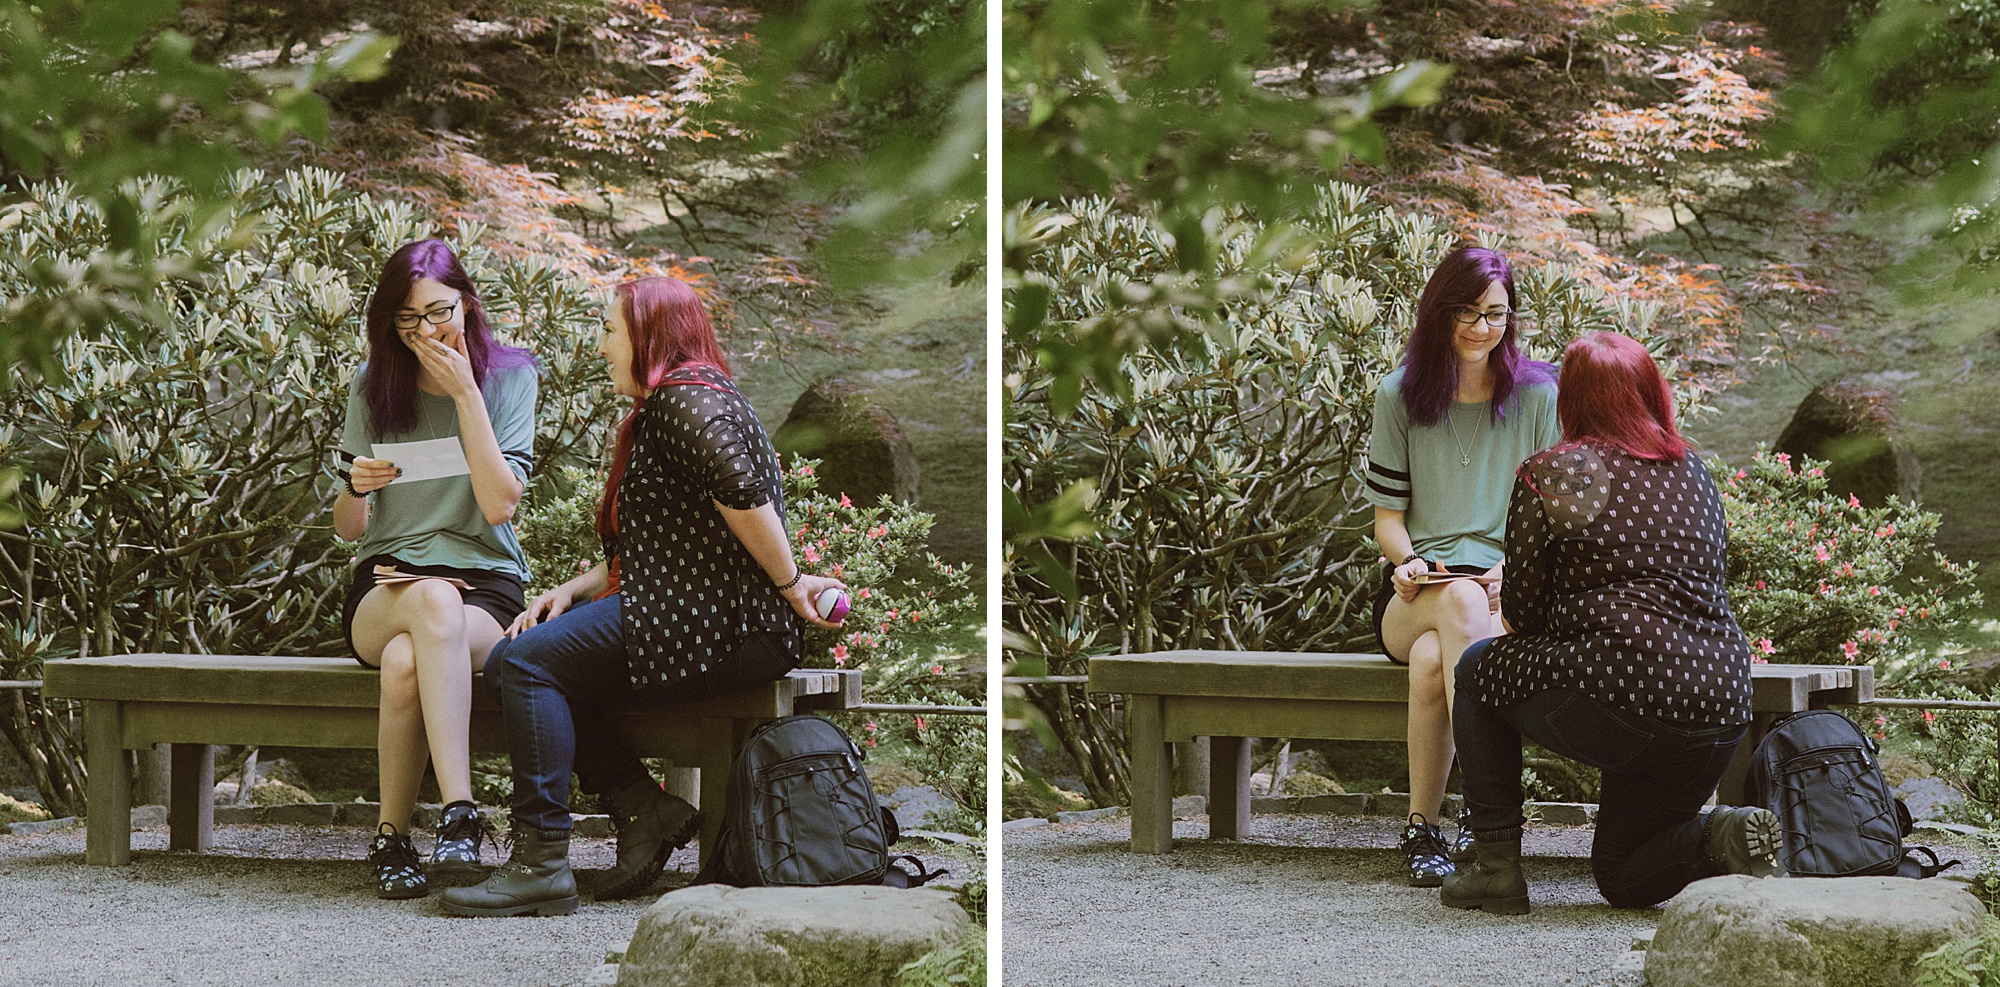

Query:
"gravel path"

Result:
[[1002, 814, 1654, 987], [0, 822, 960, 987]]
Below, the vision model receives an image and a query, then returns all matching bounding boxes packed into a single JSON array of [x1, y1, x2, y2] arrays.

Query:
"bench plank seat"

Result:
[[1087, 650, 1872, 853], [42, 654, 861, 868]]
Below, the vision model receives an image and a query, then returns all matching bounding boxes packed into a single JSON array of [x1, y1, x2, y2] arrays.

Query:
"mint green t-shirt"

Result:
[[1363, 366, 1560, 569], [339, 363, 537, 581]]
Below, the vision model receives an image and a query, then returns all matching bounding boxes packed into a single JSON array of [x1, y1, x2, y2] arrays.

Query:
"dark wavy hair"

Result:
[[359, 239, 534, 438], [596, 277, 734, 540], [1400, 244, 1556, 427]]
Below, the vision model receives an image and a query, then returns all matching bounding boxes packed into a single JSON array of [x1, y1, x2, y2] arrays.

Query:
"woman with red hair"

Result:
[[441, 277, 846, 917], [1441, 332, 1779, 916]]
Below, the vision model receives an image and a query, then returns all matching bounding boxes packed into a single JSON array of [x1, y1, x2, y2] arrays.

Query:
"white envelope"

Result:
[[372, 436, 471, 485]]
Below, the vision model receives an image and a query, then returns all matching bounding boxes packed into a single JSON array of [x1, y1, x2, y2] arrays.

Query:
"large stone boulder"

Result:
[[771, 378, 920, 507], [1774, 380, 1922, 507], [616, 884, 969, 987], [1644, 875, 1985, 987]]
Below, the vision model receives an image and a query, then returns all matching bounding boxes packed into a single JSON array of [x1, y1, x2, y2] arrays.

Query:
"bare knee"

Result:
[[379, 636, 419, 705], [401, 580, 467, 634], [1440, 582, 1490, 631], [1406, 634, 1445, 690]]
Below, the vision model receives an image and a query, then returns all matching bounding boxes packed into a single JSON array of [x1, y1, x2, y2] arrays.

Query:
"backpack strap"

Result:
[[691, 824, 741, 887], [881, 806, 901, 846], [1895, 845, 1964, 879], [881, 854, 949, 888], [1894, 798, 1915, 838]]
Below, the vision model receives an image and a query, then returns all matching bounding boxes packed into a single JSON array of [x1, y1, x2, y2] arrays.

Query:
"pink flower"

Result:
[[1923, 710, 1936, 724], [1848, 493, 1861, 508], [831, 563, 844, 577], [1874, 715, 1887, 726], [914, 716, 928, 733], [865, 720, 878, 733], [802, 466, 815, 476], [1734, 469, 1747, 480], [1752, 656, 1769, 665], [1776, 452, 1791, 468], [839, 493, 852, 508], [858, 588, 872, 599], [1869, 585, 1881, 597], [1940, 659, 1953, 670], [930, 663, 944, 675], [1809, 467, 1824, 478], [803, 544, 821, 563], [1818, 580, 1833, 596], [1755, 638, 1775, 655], [1754, 580, 1767, 590], [832, 644, 848, 667], [1842, 640, 1859, 661], [1814, 543, 1831, 563], [910, 610, 921, 622], [867, 524, 887, 539]]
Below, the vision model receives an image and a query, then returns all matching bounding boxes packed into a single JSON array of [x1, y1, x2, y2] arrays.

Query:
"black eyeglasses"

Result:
[[394, 300, 459, 330], [1453, 307, 1512, 328]]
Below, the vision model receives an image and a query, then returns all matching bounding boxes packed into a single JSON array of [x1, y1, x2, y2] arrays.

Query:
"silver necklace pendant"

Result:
[[1460, 454, 1471, 468]]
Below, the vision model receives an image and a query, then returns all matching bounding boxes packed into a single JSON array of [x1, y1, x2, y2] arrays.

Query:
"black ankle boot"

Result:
[[1440, 835, 1530, 915], [1398, 814, 1455, 887], [368, 822, 428, 900], [594, 778, 701, 901], [440, 828, 579, 917], [1702, 806, 1786, 878]]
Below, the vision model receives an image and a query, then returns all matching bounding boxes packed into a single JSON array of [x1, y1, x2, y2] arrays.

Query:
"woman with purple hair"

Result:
[[332, 238, 539, 900], [1362, 245, 1560, 887]]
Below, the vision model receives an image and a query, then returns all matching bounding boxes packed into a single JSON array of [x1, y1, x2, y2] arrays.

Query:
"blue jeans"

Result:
[[483, 593, 793, 833], [1453, 638, 1747, 908]]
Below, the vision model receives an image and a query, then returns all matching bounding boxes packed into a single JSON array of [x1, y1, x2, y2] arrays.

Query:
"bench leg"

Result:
[[83, 701, 131, 866], [1127, 695, 1173, 854], [1208, 736, 1253, 840], [168, 743, 214, 852], [693, 719, 738, 871], [1713, 712, 1780, 806]]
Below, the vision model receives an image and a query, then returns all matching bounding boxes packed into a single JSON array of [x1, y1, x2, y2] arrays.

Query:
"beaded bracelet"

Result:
[[775, 569, 804, 592]]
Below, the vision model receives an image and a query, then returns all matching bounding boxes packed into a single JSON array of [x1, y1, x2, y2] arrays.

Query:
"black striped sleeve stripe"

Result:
[[1367, 477, 1410, 498], [1368, 461, 1411, 482]]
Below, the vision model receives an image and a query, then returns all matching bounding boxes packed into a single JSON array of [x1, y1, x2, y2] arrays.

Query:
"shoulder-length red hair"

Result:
[[597, 277, 733, 539], [1554, 332, 1687, 461]]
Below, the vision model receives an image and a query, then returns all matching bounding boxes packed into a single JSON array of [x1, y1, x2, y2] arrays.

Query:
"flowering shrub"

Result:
[[513, 457, 984, 826], [1717, 449, 1982, 665]]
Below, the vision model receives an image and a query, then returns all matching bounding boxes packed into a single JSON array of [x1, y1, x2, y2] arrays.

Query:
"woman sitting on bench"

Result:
[[334, 239, 539, 899], [441, 276, 846, 917], [1364, 244, 1559, 886], [1442, 331, 1781, 916]]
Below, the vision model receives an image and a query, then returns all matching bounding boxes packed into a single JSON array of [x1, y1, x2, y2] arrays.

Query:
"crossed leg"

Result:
[[351, 579, 506, 831], [1382, 580, 1503, 823]]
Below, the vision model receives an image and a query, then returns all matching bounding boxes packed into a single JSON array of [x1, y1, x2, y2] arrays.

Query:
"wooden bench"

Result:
[[40, 654, 861, 867], [1086, 651, 1873, 853]]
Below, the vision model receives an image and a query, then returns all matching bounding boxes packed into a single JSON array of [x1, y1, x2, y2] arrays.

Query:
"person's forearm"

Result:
[[716, 501, 800, 586], [333, 491, 369, 542], [564, 561, 611, 601], [455, 393, 524, 526], [1373, 508, 1418, 564]]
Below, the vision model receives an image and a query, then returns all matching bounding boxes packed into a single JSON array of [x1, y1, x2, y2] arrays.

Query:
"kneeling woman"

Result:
[[443, 277, 845, 917], [1443, 332, 1781, 916]]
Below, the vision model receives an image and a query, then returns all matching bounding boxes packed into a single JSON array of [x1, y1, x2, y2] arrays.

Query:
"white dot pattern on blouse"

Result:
[[1469, 444, 1754, 727], [608, 365, 800, 691]]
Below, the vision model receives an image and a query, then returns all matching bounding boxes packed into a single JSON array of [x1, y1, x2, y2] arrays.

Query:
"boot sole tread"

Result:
[[1441, 892, 1531, 915], [441, 895, 580, 917]]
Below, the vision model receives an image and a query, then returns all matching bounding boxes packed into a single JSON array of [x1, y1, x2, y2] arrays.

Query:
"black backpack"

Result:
[[693, 715, 945, 888], [1742, 709, 1958, 879]]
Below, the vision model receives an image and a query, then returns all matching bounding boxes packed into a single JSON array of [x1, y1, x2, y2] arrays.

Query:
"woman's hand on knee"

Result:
[[1391, 558, 1431, 603], [507, 588, 574, 638]]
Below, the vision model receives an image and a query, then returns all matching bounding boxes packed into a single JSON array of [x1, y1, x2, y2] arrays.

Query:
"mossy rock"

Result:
[[0, 792, 51, 824], [248, 780, 314, 806], [870, 762, 926, 796], [1002, 780, 1089, 821], [1281, 770, 1344, 796]]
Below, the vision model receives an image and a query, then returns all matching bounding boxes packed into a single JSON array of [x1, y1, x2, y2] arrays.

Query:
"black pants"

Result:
[[1452, 638, 1747, 908]]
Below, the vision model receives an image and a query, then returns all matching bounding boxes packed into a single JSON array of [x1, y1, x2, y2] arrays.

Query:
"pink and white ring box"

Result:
[[815, 587, 850, 623]]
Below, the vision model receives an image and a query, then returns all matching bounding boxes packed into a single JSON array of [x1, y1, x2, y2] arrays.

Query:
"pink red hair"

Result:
[[1554, 332, 1687, 461], [596, 278, 733, 539]]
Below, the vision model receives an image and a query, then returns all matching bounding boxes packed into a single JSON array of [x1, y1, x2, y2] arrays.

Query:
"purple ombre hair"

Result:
[[359, 239, 535, 438], [1400, 245, 1557, 427]]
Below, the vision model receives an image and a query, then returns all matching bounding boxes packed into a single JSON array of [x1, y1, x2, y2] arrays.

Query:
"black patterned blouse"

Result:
[[1465, 444, 1754, 726], [606, 364, 802, 692]]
